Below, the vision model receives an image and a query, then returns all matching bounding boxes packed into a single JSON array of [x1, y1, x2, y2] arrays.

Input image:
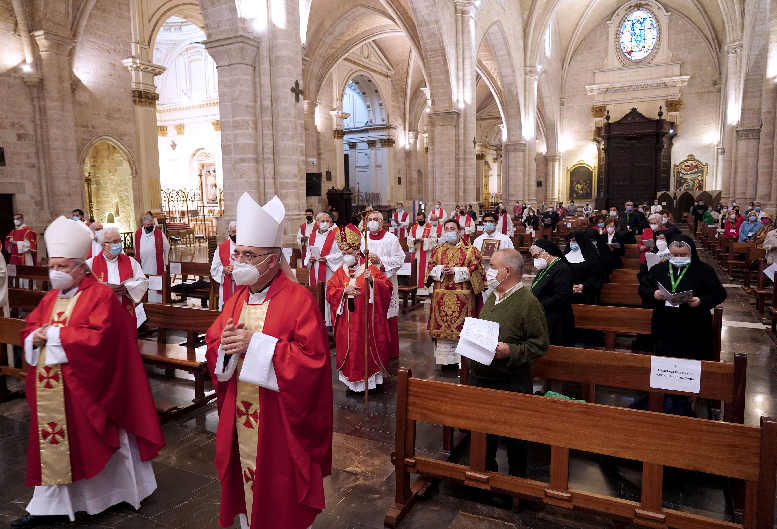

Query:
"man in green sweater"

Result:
[[470, 249, 549, 478]]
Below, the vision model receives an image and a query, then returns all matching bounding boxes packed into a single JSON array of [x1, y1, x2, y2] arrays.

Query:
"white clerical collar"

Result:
[[58, 284, 80, 299], [105, 253, 119, 262], [495, 282, 523, 304], [485, 231, 497, 237], [16, 224, 28, 229]]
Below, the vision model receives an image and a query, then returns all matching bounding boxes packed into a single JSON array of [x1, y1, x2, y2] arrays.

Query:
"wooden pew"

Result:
[[719, 236, 735, 267], [0, 317, 26, 403], [139, 304, 220, 417], [727, 242, 753, 278], [743, 246, 765, 290], [7, 288, 46, 316], [386, 369, 777, 529], [295, 267, 310, 285], [8, 265, 49, 290], [754, 259, 773, 314], [303, 281, 327, 321], [608, 268, 639, 285], [398, 255, 422, 314], [623, 244, 640, 260], [533, 346, 746, 423], [167, 261, 218, 309], [620, 257, 641, 269], [599, 282, 642, 307]]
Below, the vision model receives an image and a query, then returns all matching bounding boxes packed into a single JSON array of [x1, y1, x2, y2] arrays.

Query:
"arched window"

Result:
[[343, 81, 371, 128], [544, 23, 551, 59]]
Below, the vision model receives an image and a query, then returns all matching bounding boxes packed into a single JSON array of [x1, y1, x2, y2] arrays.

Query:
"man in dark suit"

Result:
[[541, 208, 559, 232]]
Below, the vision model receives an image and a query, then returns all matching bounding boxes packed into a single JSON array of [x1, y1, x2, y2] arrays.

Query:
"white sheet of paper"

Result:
[[310, 246, 321, 259], [650, 356, 701, 393], [658, 282, 692, 307], [455, 317, 499, 365], [566, 223, 572, 228], [476, 225, 484, 232], [7, 264, 16, 277], [763, 263, 777, 281], [148, 275, 163, 291], [397, 263, 412, 276], [169, 262, 182, 274], [646, 252, 664, 270], [135, 303, 147, 329]]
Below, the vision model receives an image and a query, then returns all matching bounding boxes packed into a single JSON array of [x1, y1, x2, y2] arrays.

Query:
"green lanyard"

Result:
[[668, 263, 689, 293], [532, 258, 559, 289]]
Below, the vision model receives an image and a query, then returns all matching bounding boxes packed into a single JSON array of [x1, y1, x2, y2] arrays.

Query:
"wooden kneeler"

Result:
[[386, 369, 777, 529]]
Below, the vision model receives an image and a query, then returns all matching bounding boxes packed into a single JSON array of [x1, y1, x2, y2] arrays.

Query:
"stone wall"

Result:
[[84, 141, 135, 233]]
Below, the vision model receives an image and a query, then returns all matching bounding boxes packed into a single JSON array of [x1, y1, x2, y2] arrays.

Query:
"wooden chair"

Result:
[[168, 262, 218, 309], [727, 242, 752, 278], [290, 248, 302, 269], [303, 281, 327, 320], [295, 267, 310, 286], [141, 272, 169, 304], [754, 259, 773, 314], [398, 256, 422, 314], [719, 236, 735, 267], [386, 369, 777, 529], [0, 317, 27, 403], [743, 246, 766, 290], [180, 251, 195, 262], [207, 236, 218, 264]]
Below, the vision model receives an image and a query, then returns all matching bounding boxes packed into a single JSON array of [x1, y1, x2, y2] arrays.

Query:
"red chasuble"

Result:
[[218, 240, 236, 304], [90, 252, 138, 320], [326, 261, 392, 384], [20, 275, 165, 486], [5, 226, 38, 266], [134, 228, 164, 273], [205, 271, 333, 529], [308, 229, 336, 284]]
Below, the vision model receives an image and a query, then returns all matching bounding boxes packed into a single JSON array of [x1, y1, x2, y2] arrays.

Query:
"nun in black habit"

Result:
[[638, 234, 727, 360], [585, 227, 614, 276], [564, 229, 604, 305], [529, 239, 575, 346]]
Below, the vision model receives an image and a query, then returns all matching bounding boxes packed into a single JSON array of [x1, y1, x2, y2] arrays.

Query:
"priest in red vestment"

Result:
[[13, 216, 164, 529], [426, 218, 486, 368], [211, 221, 238, 310], [5, 213, 38, 266], [326, 224, 392, 393], [206, 192, 333, 529]]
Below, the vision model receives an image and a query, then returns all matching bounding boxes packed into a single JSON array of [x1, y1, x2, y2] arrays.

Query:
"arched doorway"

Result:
[[83, 140, 135, 232]]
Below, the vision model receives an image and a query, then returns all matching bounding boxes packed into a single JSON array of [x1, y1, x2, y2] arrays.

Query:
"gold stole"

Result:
[[235, 301, 270, 525], [37, 292, 82, 486]]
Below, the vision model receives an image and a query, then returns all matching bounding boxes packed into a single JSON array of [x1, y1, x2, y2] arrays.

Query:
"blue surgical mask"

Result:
[[597, 222, 604, 228], [626, 206, 633, 212], [110, 243, 123, 256], [569, 242, 580, 252], [669, 257, 691, 267], [750, 216, 757, 223], [445, 232, 458, 244], [756, 207, 761, 211], [484, 222, 495, 232], [72, 216, 80, 221]]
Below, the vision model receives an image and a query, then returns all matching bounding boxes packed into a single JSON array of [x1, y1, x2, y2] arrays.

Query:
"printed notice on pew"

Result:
[[650, 357, 701, 394], [455, 317, 499, 365]]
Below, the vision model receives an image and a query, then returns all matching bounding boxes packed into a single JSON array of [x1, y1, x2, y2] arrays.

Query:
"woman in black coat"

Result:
[[603, 218, 626, 269], [564, 229, 604, 305], [638, 234, 727, 360], [585, 227, 614, 276], [523, 209, 540, 231], [530, 239, 575, 346]]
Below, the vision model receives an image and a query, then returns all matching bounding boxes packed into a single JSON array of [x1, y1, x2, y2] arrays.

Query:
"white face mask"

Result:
[[430, 220, 438, 226], [656, 240, 668, 251], [49, 265, 81, 291], [606, 226, 615, 234], [343, 255, 357, 268], [534, 258, 547, 270], [367, 220, 380, 233], [485, 267, 505, 290], [231, 255, 273, 286], [319, 222, 330, 231], [14, 219, 21, 226], [650, 223, 659, 230]]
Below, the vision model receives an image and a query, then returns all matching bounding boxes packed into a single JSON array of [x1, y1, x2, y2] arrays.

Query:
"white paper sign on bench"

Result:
[[650, 356, 701, 394], [169, 262, 182, 275]]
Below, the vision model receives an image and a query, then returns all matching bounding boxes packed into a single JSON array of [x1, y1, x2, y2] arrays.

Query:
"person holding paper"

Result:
[[426, 219, 486, 368], [407, 212, 443, 290], [638, 214, 666, 264], [304, 212, 343, 325], [205, 193, 333, 529], [326, 224, 392, 393], [529, 240, 574, 346], [362, 211, 405, 358], [86, 227, 147, 324], [468, 249, 548, 478], [135, 214, 170, 275], [724, 211, 742, 238], [211, 221, 238, 311], [638, 234, 726, 360], [522, 207, 540, 231], [15, 216, 165, 529], [637, 230, 672, 287]]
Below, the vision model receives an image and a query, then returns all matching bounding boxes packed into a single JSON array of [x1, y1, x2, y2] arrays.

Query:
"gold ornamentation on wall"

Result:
[[174, 124, 185, 136], [591, 106, 607, 118], [381, 138, 395, 147], [333, 129, 345, 140], [475, 153, 485, 160], [131, 89, 159, 107], [157, 126, 168, 137], [212, 120, 221, 132], [366, 140, 378, 148], [665, 99, 682, 113]]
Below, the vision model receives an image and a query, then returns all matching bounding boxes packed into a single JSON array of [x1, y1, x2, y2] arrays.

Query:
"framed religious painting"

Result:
[[674, 155, 707, 192], [481, 240, 500, 259], [567, 161, 595, 201]]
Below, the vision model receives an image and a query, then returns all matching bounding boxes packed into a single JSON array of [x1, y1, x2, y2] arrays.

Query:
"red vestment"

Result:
[[326, 261, 392, 384], [89, 252, 138, 320], [21, 275, 165, 486], [218, 240, 236, 304], [308, 229, 336, 284], [409, 223, 443, 288], [205, 272, 333, 529], [134, 228, 165, 273], [5, 226, 38, 266], [391, 210, 409, 240]]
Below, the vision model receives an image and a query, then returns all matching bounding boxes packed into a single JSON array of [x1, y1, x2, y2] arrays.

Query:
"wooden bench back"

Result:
[[620, 257, 641, 269], [608, 268, 639, 284], [0, 317, 25, 347], [143, 303, 220, 349], [390, 369, 777, 529], [167, 261, 217, 309], [303, 281, 327, 320], [599, 282, 642, 306], [533, 346, 746, 423], [8, 265, 49, 290], [8, 288, 46, 313], [295, 267, 310, 286]]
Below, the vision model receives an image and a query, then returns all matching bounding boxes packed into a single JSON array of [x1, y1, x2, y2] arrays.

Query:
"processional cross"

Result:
[[358, 206, 374, 409], [291, 80, 304, 103]]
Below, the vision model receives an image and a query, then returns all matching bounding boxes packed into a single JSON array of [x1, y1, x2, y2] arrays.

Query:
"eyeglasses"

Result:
[[231, 252, 272, 263]]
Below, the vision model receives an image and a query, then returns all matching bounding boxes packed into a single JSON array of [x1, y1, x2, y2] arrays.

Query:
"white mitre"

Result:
[[236, 192, 285, 248], [45, 216, 94, 259]]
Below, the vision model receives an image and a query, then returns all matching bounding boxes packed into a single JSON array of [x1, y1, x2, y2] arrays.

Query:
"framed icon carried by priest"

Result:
[[481, 240, 500, 259]]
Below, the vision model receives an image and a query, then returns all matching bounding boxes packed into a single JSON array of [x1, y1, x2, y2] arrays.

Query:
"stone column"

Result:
[[203, 37, 261, 222], [347, 142, 357, 189], [303, 100, 319, 177], [32, 31, 82, 213], [545, 153, 561, 204], [722, 42, 742, 203], [475, 152, 485, 202], [123, 58, 166, 213], [366, 140, 378, 200], [524, 67, 539, 204], [502, 141, 525, 206], [735, 128, 760, 201], [381, 138, 396, 203], [428, 110, 459, 212], [454, 0, 477, 207], [768, 0, 777, 210], [406, 131, 419, 201], [23, 76, 51, 216], [331, 111, 349, 188]]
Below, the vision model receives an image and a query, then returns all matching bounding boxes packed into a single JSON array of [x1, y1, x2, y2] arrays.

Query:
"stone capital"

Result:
[[132, 89, 159, 107], [334, 129, 345, 140], [330, 110, 350, 120], [380, 138, 395, 147], [545, 153, 561, 162], [454, 0, 476, 15], [524, 66, 539, 79], [203, 36, 260, 68], [736, 128, 760, 140], [407, 131, 419, 142], [428, 110, 459, 128], [32, 31, 75, 55], [303, 100, 318, 114], [366, 140, 378, 148], [347, 142, 358, 149], [502, 141, 526, 153], [123, 58, 166, 93], [212, 120, 221, 132], [726, 42, 743, 56], [158, 126, 168, 137]]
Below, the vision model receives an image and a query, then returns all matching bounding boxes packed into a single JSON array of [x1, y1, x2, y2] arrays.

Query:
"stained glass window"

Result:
[[619, 10, 658, 61]]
